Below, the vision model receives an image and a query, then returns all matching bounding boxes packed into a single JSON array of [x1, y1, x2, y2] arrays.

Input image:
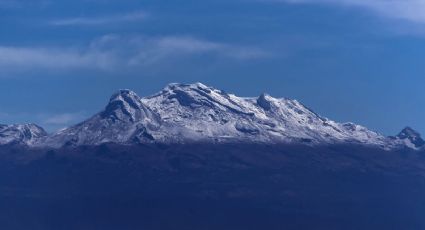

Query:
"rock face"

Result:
[[0, 83, 423, 150], [0, 124, 47, 145]]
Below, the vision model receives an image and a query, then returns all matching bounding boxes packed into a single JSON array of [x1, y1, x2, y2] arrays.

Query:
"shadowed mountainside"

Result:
[[1, 144, 425, 230]]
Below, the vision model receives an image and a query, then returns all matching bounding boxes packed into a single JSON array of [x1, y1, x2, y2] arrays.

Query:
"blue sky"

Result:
[[0, 0, 424, 134]]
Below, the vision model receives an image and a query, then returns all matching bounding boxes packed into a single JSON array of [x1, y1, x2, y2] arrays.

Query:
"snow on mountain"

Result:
[[0, 124, 47, 145], [393, 127, 425, 149], [0, 83, 422, 150], [41, 89, 161, 148], [141, 83, 392, 146]]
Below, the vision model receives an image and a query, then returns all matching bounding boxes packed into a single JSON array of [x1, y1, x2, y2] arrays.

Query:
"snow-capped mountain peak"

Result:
[[102, 89, 154, 123], [0, 123, 47, 145], [42, 89, 161, 147], [151, 82, 238, 110], [256, 93, 274, 111], [396, 127, 425, 149], [141, 83, 391, 146], [0, 83, 423, 150]]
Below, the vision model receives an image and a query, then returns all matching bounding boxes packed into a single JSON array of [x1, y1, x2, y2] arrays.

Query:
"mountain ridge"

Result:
[[0, 82, 423, 150], [0, 123, 47, 145]]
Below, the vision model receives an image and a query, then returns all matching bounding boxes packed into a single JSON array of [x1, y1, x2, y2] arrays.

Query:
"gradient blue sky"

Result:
[[0, 0, 424, 134]]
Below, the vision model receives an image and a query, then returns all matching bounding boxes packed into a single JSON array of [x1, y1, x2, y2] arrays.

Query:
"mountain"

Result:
[[42, 89, 161, 148], [394, 127, 425, 149], [0, 83, 422, 150], [0, 124, 47, 145], [2, 84, 425, 230], [141, 83, 390, 146]]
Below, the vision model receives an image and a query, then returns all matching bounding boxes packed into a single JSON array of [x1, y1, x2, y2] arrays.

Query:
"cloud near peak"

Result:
[[49, 11, 148, 26], [282, 0, 425, 24], [0, 35, 270, 75]]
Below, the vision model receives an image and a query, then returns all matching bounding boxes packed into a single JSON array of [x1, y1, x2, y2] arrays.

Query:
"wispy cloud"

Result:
[[0, 112, 11, 121], [0, 46, 117, 72], [127, 36, 271, 65], [280, 0, 425, 24], [0, 112, 86, 131], [41, 112, 88, 131], [0, 35, 270, 74], [43, 112, 86, 126], [49, 11, 148, 26]]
